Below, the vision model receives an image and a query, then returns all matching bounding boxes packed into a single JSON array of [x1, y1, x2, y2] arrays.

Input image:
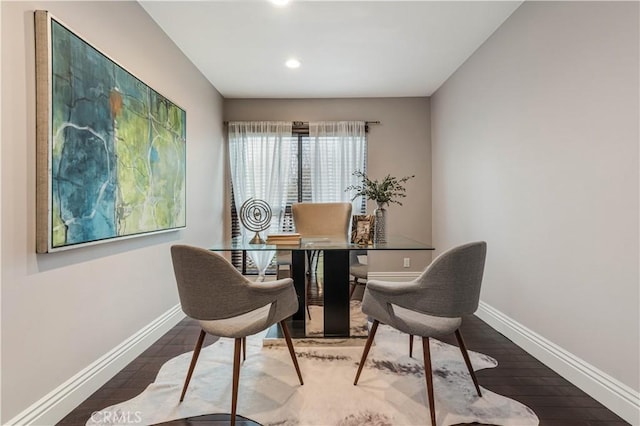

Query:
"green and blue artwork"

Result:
[[49, 18, 186, 249]]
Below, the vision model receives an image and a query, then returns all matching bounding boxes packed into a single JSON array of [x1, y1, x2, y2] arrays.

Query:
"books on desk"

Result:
[[266, 233, 301, 245]]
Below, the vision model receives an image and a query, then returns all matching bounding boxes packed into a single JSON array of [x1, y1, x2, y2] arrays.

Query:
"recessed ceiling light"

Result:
[[285, 58, 301, 69], [269, 0, 290, 6]]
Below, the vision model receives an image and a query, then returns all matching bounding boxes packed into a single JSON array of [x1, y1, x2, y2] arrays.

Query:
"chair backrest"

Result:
[[170, 245, 259, 320], [350, 249, 367, 264], [292, 202, 352, 241], [350, 249, 368, 280], [415, 241, 487, 317]]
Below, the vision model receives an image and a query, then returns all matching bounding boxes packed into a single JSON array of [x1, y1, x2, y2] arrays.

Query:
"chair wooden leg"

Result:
[[349, 281, 357, 300], [306, 251, 320, 275], [304, 277, 312, 320], [409, 334, 414, 358], [231, 338, 242, 426], [354, 320, 379, 385], [422, 337, 437, 426], [180, 329, 206, 402], [455, 329, 482, 397], [280, 320, 304, 385], [242, 337, 246, 362], [313, 250, 320, 274]]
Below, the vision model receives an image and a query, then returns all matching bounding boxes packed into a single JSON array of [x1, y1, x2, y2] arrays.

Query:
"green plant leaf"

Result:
[[345, 170, 415, 206]]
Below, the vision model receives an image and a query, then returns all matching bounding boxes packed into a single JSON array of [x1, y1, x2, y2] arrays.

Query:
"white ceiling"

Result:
[[140, 1, 522, 99]]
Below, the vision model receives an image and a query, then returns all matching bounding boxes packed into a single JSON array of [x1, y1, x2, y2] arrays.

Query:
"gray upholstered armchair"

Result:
[[353, 241, 487, 426], [349, 249, 368, 300], [170, 245, 303, 426]]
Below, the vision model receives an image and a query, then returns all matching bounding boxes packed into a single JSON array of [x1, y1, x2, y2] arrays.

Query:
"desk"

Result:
[[211, 236, 434, 337]]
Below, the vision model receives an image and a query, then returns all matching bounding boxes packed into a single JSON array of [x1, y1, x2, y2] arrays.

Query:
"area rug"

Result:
[[305, 300, 369, 337], [87, 324, 539, 426]]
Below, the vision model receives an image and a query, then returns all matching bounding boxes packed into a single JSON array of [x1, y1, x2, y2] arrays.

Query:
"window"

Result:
[[229, 121, 367, 274]]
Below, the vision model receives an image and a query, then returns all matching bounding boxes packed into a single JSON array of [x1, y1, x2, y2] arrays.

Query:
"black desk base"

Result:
[[290, 249, 351, 337]]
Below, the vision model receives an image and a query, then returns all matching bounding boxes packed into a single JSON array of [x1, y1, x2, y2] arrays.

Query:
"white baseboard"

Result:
[[476, 301, 640, 425], [6, 304, 185, 426]]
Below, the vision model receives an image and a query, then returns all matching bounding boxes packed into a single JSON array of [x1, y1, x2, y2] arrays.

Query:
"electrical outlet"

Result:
[[403, 257, 410, 268]]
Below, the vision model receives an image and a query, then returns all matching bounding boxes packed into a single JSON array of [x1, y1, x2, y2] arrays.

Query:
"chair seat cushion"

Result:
[[199, 303, 273, 338], [390, 304, 462, 337], [350, 264, 368, 280]]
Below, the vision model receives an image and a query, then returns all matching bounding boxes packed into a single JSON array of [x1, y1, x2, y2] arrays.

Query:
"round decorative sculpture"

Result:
[[239, 198, 272, 244]]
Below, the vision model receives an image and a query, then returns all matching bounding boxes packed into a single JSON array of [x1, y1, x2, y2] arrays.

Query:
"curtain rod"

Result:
[[223, 120, 380, 126]]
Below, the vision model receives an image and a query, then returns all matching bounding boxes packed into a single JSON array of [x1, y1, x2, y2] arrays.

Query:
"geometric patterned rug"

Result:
[[86, 322, 539, 425]]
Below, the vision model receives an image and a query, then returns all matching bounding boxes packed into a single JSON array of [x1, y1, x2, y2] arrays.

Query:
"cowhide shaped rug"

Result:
[[87, 324, 539, 426]]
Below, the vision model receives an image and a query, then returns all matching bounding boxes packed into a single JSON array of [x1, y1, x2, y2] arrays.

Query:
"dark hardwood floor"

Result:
[[58, 271, 629, 426]]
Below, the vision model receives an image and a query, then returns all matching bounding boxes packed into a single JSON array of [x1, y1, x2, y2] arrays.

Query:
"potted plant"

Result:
[[346, 170, 415, 243]]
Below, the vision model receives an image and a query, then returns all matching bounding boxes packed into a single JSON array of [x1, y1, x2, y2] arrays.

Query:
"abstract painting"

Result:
[[35, 11, 186, 253]]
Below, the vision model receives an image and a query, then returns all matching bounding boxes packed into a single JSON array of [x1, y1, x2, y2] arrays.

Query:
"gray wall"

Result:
[[225, 98, 432, 271], [431, 1, 639, 391], [1, 1, 225, 421]]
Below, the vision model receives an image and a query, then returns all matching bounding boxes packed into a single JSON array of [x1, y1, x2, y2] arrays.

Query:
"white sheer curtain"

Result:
[[309, 121, 367, 212], [228, 121, 293, 275]]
